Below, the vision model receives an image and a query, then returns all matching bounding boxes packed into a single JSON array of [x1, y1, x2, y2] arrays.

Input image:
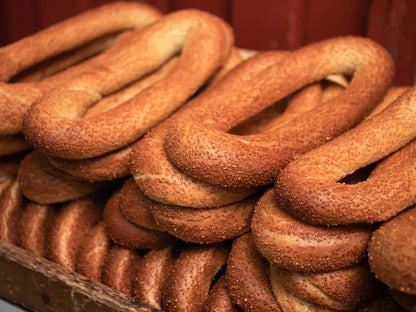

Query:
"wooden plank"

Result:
[[0, 241, 159, 312]]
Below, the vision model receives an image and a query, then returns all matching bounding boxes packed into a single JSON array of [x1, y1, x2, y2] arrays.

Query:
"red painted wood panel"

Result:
[[367, 0, 416, 85], [0, 0, 414, 84], [232, 0, 292, 50], [0, 0, 39, 44], [303, 0, 371, 43]]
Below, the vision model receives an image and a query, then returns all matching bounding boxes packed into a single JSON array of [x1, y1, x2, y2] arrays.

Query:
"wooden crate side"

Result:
[[0, 241, 159, 312]]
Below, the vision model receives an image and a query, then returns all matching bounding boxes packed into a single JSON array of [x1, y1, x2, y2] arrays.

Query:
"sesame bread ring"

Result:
[[76, 221, 110, 282], [48, 144, 134, 182], [251, 190, 373, 272], [225, 233, 282, 312], [18, 203, 55, 258], [164, 36, 394, 189], [162, 245, 228, 312], [0, 2, 162, 135], [229, 82, 324, 136], [46, 57, 179, 182], [14, 33, 117, 83], [119, 178, 159, 230], [0, 180, 24, 244], [17, 152, 107, 204], [102, 245, 138, 297], [46, 195, 103, 271], [271, 264, 384, 310], [103, 190, 177, 249], [148, 196, 257, 244], [133, 246, 174, 310], [275, 87, 416, 225], [130, 51, 290, 208], [368, 206, 416, 295], [366, 87, 410, 119], [209, 47, 250, 86], [23, 9, 233, 159], [269, 275, 336, 312], [203, 275, 237, 312]]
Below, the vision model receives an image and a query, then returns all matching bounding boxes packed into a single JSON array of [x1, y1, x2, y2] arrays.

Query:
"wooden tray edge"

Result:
[[0, 241, 160, 312]]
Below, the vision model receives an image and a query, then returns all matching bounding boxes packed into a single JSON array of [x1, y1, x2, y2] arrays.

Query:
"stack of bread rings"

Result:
[[1, 2, 415, 312]]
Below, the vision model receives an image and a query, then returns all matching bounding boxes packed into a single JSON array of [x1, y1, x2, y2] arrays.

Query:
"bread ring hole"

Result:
[[10, 32, 120, 83], [83, 56, 179, 118], [210, 268, 226, 291], [229, 97, 290, 136], [338, 162, 378, 184]]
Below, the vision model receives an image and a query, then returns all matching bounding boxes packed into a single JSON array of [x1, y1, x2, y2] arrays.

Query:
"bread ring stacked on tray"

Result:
[[1, 2, 415, 312]]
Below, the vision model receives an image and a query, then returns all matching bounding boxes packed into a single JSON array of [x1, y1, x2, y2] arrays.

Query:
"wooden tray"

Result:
[[0, 241, 160, 312]]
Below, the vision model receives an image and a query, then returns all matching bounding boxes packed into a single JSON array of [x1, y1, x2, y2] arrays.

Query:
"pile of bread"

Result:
[[0, 2, 415, 311]]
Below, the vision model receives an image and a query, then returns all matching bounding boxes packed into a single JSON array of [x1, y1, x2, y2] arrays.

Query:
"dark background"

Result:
[[0, 0, 414, 85]]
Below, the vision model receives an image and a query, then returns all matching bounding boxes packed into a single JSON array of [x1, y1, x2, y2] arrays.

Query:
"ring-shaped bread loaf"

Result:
[[368, 206, 416, 295], [46, 195, 103, 270], [226, 233, 282, 312], [23, 9, 233, 159], [0, 2, 162, 135], [275, 87, 416, 225], [163, 36, 394, 189], [103, 190, 177, 249], [251, 190, 374, 272]]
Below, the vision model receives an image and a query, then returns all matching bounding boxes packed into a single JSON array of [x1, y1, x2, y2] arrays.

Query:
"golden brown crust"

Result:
[[226, 233, 282, 312], [18, 202, 55, 257], [47, 144, 133, 182], [251, 190, 373, 272], [14, 33, 117, 83], [46, 196, 102, 270], [103, 190, 177, 249], [131, 121, 258, 208], [17, 152, 107, 204], [269, 275, 337, 312], [24, 10, 233, 159], [131, 51, 288, 208], [230, 82, 323, 136], [164, 36, 394, 189], [208, 47, 244, 86], [46, 57, 179, 182], [119, 178, 160, 230], [203, 275, 237, 312], [133, 246, 174, 310], [102, 245, 138, 297], [275, 87, 416, 225], [76, 221, 110, 282], [367, 86, 410, 119], [0, 180, 24, 244], [148, 196, 256, 244], [272, 264, 384, 310], [1, 2, 162, 135], [162, 245, 228, 312], [368, 207, 416, 295]]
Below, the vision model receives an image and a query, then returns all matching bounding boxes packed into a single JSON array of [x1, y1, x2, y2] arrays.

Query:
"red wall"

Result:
[[0, 0, 414, 85]]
